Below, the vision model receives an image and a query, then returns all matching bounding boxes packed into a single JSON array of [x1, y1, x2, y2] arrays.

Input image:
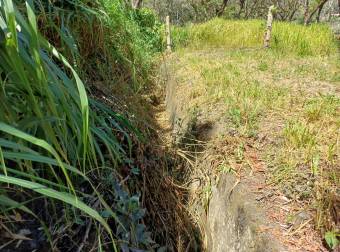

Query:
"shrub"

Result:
[[36, 0, 163, 90], [133, 7, 164, 53]]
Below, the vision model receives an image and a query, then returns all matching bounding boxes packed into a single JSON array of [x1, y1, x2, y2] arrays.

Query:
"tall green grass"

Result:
[[0, 0, 152, 250], [35, 0, 163, 90], [173, 19, 337, 56]]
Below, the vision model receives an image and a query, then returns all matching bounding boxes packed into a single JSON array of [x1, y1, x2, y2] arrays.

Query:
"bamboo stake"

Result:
[[264, 5, 275, 48], [166, 15, 171, 53]]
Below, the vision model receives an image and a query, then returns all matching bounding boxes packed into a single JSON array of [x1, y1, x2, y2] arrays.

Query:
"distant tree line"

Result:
[[133, 0, 340, 25]]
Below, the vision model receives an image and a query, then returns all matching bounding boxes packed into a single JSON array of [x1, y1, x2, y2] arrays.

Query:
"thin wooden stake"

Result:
[[264, 5, 275, 48], [166, 15, 172, 53]]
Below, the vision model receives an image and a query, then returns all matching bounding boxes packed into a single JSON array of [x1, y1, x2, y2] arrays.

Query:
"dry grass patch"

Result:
[[170, 45, 339, 249]]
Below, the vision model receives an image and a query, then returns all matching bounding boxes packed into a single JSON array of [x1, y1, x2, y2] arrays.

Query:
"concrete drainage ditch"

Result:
[[206, 174, 281, 252], [162, 60, 284, 252]]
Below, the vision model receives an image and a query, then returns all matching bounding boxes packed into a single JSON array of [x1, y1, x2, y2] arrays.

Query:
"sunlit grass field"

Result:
[[171, 19, 339, 243], [172, 18, 337, 56]]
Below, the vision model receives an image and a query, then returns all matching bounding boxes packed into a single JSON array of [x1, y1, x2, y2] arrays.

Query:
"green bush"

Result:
[[37, 0, 163, 90], [133, 7, 164, 53]]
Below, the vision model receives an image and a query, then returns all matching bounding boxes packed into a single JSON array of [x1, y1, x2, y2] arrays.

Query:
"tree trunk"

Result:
[[288, 1, 299, 21], [289, 8, 298, 21], [305, 0, 328, 25], [338, 0, 340, 14], [216, 0, 230, 17], [316, 1, 327, 23], [304, 0, 309, 25], [238, 0, 246, 17], [316, 8, 321, 23]]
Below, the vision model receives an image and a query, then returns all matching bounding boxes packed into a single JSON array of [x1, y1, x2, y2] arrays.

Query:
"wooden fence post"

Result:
[[166, 15, 172, 53], [264, 5, 275, 48]]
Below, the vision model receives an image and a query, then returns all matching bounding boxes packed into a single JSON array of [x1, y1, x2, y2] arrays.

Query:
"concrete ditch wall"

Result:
[[163, 58, 284, 252]]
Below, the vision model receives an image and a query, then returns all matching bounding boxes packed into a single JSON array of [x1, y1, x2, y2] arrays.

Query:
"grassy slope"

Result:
[[171, 19, 339, 250], [0, 1, 165, 251]]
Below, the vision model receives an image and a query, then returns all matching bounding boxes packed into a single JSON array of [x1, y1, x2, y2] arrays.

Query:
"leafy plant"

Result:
[[325, 231, 340, 250], [0, 0, 152, 250], [133, 7, 164, 53]]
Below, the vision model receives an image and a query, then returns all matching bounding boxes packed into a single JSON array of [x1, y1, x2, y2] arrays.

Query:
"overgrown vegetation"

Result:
[[1, 0, 339, 250], [35, 0, 163, 89], [173, 18, 337, 56], [0, 0, 165, 251], [171, 18, 339, 250]]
